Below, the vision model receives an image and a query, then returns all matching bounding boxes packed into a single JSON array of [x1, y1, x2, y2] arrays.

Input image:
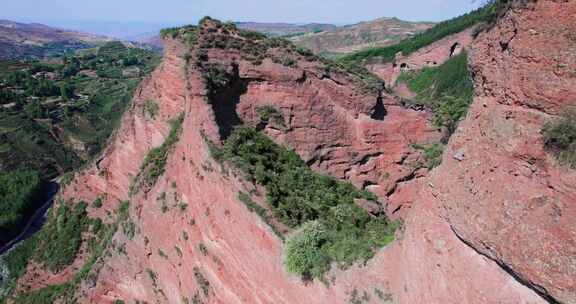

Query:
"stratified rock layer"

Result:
[[12, 2, 575, 303], [437, 1, 576, 302]]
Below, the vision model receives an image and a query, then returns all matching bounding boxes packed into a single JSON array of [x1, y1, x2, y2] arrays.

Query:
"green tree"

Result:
[[60, 82, 75, 101]]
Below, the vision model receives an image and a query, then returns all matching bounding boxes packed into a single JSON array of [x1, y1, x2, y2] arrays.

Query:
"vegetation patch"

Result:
[[145, 100, 160, 119], [2, 201, 130, 303], [134, 113, 184, 190], [0, 170, 42, 242], [397, 52, 473, 137], [216, 127, 397, 279], [0, 42, 160, 179], [193, 267, 210, 297], [35, 201, 88, 272], [256, 105, 285, 127], [543, 107, 576, 168], [413, 143, 445, 169]]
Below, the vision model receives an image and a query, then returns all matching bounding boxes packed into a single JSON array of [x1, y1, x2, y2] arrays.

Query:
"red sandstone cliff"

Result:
[[11, 1, 576, 303]]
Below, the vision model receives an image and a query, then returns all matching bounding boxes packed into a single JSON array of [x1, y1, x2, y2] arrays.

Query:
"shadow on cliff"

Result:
[[208, 64, 249, 139]]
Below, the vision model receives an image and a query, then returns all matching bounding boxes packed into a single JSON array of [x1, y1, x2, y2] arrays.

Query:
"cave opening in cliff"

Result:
[[370, 96, 387, 120], [208, 64, 248, 139]]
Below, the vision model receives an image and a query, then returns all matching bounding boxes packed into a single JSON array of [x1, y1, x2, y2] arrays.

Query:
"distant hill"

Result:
[[0, 20, 112, 59], [139, 19, 433, 55], [290, 17, 435, 55], [235, 22, 337, 37]]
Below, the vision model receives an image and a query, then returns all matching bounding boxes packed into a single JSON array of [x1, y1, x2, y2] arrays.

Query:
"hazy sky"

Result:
[[3, 0, 483, 25]]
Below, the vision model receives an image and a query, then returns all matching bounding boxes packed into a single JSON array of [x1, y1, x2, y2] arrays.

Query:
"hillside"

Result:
[[0, 20, 112, 59], [135, 18, 432, 55], [1, 1, 575, 303], [0, 42, 159, 248], [291, 17, 434, 56]]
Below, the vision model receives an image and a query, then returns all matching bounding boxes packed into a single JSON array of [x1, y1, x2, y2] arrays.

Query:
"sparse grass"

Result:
[[145, 100, 160, 119], [158, 249, 168, 259], [198, 243, 208, 256], [413, 143, 445, 169], [543, 107, 576, 168], [193, 267, 210, 297]]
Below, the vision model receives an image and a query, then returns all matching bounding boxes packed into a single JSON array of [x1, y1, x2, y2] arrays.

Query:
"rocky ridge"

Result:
[[6, 1, 576, 303]]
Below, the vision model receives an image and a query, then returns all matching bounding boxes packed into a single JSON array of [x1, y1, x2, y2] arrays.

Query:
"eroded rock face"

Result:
[[202, 46, 440, 206], [12, 4, 573, 303], [434, 1, 576, 302]]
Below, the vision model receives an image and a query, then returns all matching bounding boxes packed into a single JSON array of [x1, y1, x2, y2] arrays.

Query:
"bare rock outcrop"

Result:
[[432, 1, 576, 302], [11, 3, 575, 303]]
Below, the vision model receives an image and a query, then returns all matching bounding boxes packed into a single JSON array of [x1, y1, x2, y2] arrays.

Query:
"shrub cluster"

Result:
[[137, 113, 184, 188], [543, 107, 576, 168], [7, 201, 130, 303], [217, 127, 397, 279], [0, 170, 42, 240], [398, 52, 473, 137], [413, 143, 445, 169], [35, 201, 88, 272]]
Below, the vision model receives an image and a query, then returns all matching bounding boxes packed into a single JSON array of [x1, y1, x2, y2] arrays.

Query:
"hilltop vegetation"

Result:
[[290, 17, 434, 57]]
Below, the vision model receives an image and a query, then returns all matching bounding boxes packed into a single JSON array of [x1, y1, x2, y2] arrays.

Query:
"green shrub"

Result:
[[399, 52, 473, 136], [35, 201, 88, 272], [0, 170, 42, 239], [203, 64, 230, 92], [256, 105, 285, 127], [220, 127, 397, 278], [0, 235, 38, 303], [145, 100, 160, 119], [91, 197, 103, 209], [284, 221, 330, 279], [413, 143, 445, 169], [138, 113, 184, 187], [543, 107, 576, 168]]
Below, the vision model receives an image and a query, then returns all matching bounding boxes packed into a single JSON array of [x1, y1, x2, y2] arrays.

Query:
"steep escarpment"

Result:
[[431, 1, 576, 302], [4, 2, 573, 303]]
